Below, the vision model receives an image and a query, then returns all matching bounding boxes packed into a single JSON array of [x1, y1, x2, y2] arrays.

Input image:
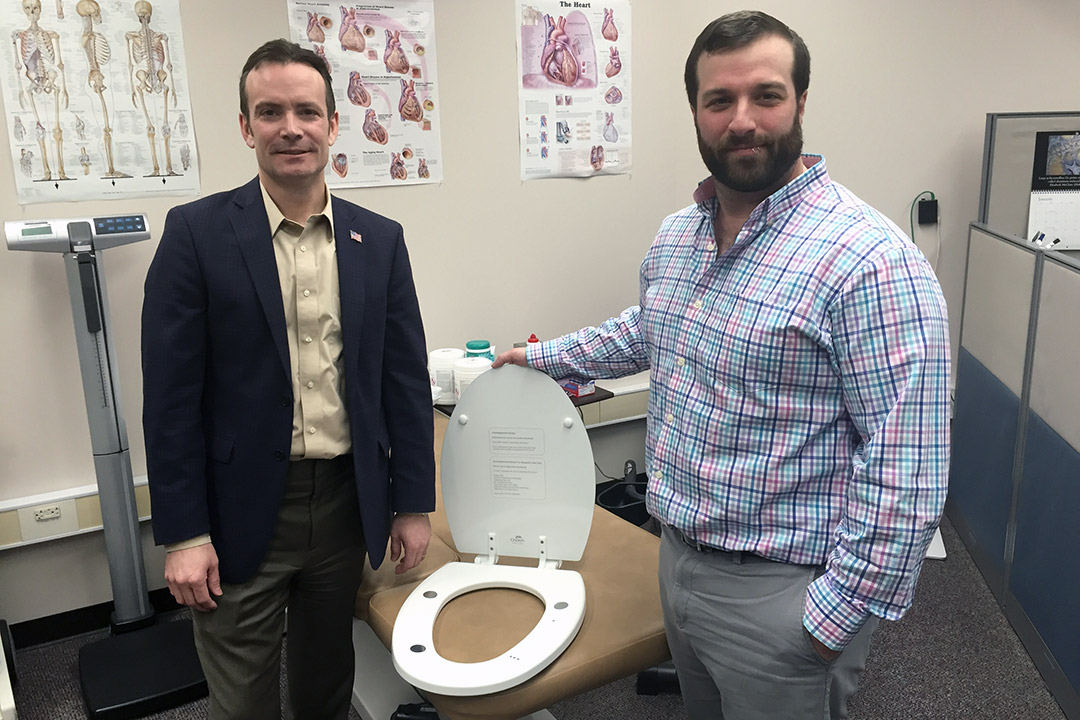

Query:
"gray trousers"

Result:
[[659, 525, 878, 720], [192, 456, 366, 720]]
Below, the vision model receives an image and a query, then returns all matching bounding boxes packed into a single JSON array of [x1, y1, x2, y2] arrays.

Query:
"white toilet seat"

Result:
[[391, 561, 586, 696], [391, 365, 596, 696]]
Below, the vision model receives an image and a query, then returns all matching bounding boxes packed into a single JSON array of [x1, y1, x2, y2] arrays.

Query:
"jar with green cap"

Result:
[[464, 339, 495, 361]]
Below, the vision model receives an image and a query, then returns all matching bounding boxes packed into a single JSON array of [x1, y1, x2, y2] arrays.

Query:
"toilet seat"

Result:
[[392, 365, 595, 696], [391, 562, 586, 695]]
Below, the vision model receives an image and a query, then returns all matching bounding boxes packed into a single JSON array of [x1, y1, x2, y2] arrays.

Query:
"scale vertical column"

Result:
[[63, 236, 153, 629]]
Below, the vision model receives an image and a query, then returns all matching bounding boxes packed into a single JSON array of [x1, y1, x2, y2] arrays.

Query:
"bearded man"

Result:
[[493, 11, 950, 720]]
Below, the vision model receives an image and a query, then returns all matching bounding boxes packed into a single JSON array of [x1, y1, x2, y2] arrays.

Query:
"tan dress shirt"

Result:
[[262, 182, 351, 460]]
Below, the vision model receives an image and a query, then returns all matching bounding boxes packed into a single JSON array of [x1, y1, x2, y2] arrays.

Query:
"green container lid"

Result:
[[465, 340, 491, 351]]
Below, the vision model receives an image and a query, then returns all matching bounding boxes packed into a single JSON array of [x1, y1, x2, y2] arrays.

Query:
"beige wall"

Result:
[[1, 1, 1078, 622]]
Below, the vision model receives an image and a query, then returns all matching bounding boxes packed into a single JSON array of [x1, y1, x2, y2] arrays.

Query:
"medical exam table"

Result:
[[351, 410, 670, 720]]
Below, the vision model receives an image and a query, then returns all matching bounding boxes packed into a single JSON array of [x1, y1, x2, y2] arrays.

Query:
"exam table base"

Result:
[[351, 619, 555, 720]]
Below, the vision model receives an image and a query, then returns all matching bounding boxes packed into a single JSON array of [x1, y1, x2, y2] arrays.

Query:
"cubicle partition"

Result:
[[950, 225, 1038, 593], [949, 223, 1080, 720], [978, 111, 1080, 233], [1009, 252, 1080, 711]]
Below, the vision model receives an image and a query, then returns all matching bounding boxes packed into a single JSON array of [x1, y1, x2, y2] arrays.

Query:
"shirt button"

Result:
[[308, 426, 317, 434], [665, 413, 674, 423], [706, 242, 715, 251], [300, 245, 307, 252], [693, 299, 703, 310], [274, 450, 286, 461], [303, 289, 311, 297], [654, 470, 663, 480], [676, 357, 685, 367], [304, 336, 313, 343], [306, 381, 314, 388]]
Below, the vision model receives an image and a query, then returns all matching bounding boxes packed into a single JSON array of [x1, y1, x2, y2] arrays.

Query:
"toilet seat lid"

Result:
[[441, 365, 595, 562]]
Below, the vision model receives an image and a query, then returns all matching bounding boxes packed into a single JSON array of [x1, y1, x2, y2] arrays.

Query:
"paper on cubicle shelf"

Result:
[[1027, 131, 1080, 250]]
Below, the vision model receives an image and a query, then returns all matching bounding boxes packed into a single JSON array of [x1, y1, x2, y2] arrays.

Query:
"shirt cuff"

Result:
[[803, 571, 872, 651], [526, 338, 562, 373], [165, 534, 212, 553]]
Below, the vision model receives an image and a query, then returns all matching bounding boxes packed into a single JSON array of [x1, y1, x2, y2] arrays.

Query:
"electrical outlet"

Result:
[[34, 505, 62, 522], [17, 499, 80, 541]]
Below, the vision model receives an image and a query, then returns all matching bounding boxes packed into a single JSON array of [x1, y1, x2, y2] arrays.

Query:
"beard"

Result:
[[697, 112, 804, 193]]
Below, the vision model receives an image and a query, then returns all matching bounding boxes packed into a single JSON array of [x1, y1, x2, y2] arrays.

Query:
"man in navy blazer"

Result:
[[142, 39, 434, 719]]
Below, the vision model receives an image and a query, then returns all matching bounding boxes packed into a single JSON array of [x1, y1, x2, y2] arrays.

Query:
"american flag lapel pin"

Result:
[[350, 229, 363, 243]]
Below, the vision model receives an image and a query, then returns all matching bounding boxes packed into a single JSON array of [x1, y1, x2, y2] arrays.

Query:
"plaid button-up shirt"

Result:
[[528, 156, 951, 649]]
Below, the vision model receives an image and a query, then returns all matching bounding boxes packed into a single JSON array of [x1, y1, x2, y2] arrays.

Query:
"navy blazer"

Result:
[[142, 177, 435, 583]]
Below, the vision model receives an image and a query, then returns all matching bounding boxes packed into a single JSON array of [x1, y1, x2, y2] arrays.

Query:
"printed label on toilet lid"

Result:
[[490, 456, 546, 500], [489, 427, 545, 454]]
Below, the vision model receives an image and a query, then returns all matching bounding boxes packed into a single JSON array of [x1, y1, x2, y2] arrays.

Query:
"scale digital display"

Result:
[[21, 226, 52, 237]]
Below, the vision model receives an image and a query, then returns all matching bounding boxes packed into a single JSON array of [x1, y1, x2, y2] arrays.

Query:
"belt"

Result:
[[668, 525, 773, 564], [289, 454, 353, 473]]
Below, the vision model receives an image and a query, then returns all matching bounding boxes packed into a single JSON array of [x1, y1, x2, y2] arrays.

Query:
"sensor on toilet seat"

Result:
[[392, 365, 595, 696]]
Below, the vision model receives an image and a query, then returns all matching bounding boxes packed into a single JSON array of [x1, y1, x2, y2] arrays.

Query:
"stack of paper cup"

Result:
[[453, 357, 492, 402], [428, 348, 465, 406]]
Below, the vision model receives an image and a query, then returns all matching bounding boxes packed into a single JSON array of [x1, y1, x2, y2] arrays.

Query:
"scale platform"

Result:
[[79, 618, 206, 719]]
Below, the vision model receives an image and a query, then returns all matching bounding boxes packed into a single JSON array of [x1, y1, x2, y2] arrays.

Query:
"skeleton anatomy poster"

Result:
[[517, 0, 631, 180], [1, 0, 199, 204], [286, 0, 443, 187]]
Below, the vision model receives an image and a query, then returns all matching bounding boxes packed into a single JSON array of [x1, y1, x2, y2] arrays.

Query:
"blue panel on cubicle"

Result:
[[1011, 410, 1080, 690], [949, 347, 1020, 575]]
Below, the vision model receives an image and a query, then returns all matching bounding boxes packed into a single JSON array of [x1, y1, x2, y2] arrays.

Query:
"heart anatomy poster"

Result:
[[517, 0, 631, 180], [286, 0, 444, 187]]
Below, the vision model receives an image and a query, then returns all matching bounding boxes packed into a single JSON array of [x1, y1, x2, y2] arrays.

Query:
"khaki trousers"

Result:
[[193, 455, 366, 720], [659, 525, 878, 720]]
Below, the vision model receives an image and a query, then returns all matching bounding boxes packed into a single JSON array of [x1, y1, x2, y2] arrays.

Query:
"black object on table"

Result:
[[436, 383, 614, 417]]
